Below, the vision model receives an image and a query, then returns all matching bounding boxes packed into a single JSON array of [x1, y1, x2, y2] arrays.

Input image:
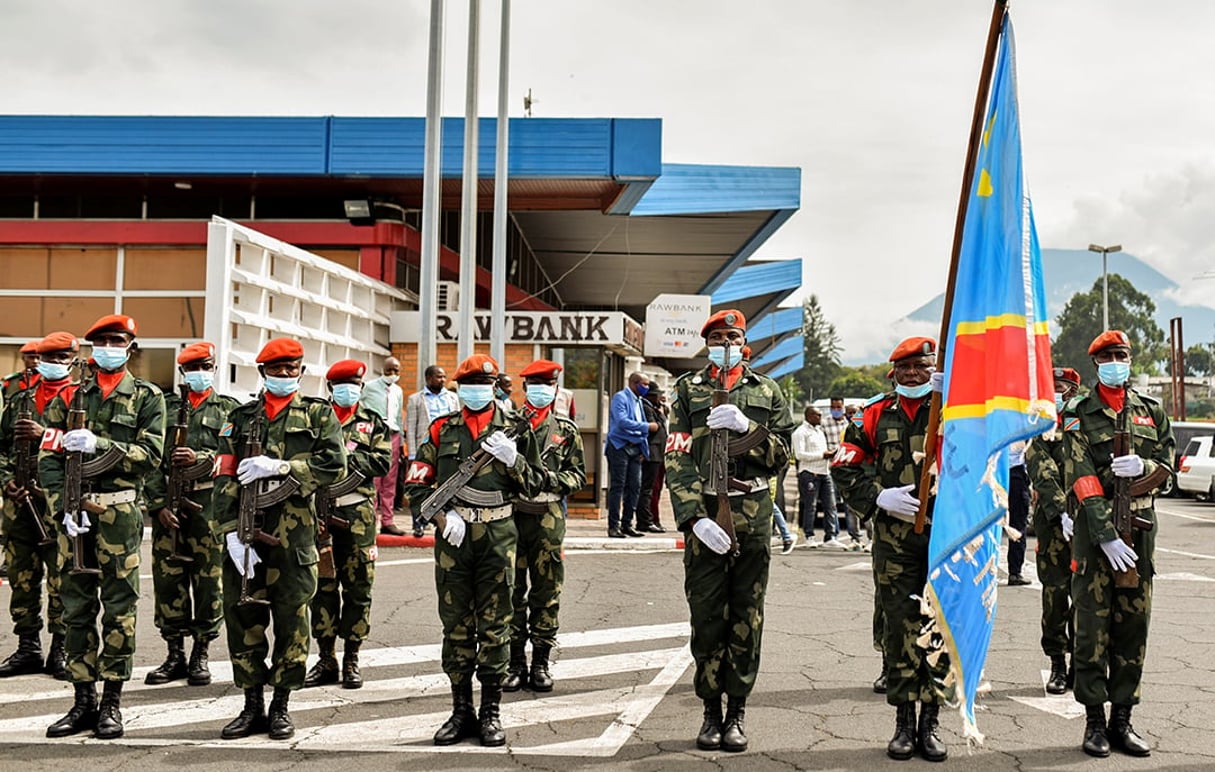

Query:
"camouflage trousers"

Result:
[[872, 553, 885, 653], [1033, 511, 1073, 658], [58, 501, 141, 683], [222, 542, 318, 690], [2, 499, 63, 637], [510, 508, 566, 648], [684, 492, 771, 701], [435, 516, 517, 686], [149, 493, 222, 642], [311, 503, 377, 642], [872, 515, 952, 706], [1071, 566, 1151, 707]]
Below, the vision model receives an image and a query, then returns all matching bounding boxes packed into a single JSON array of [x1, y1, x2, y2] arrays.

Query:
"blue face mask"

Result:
[[1097, 361, 1131, 388], [707, 346, 740, 369], [264, 376, 300, 397], [635, 383, 649, 397], [331, 383, 361, 408], [829, 408, 844, 419], [895, 382, 932, 400], [526, 383, 556, 408], [1055, 394, 1065, 412], [92, 345, 129, 371], [183, 371, 213, 393], [494, 387, 509, 401], [37, 361, 72, 381], [459, 384, 495, 411]]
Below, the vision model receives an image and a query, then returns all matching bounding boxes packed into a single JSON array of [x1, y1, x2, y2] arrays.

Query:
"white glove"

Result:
[[62, 429, 98, 454], [482, 431, 518, 467], [1100, 538, 1138, 573], [237, 455, 285, 485], [707, 404, 749, 433], [692, 517, 732, 555], [442, 510, 466, 548], [225, 532, 262, 578], [1111, 454, 1144, 478], [62, 511, 91, 538], [930, 371, 945, 394], [1061, 512, 1074, 541], [876, 483, 920, 517]]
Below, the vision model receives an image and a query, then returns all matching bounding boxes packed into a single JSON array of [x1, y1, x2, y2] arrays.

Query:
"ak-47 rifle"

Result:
[[235, 406, 297, 605], [13, 372, 54, 546], [709, 344, 740, 557], [417, 408, 534, 533], [1109, 383, 1162, 588], [314, 469, 366, 579], [165, 383, 212, 563], [62, 364, 125, 575]]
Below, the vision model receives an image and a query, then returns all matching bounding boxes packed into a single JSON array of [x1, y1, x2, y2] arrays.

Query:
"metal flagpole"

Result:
[[490, 0, 511, 366], [418, 0, 445, 390], [457, 0, 481, 361]]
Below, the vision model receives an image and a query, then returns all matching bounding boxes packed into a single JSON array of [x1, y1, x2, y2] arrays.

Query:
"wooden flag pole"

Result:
[[914, 0, 1009, 534]]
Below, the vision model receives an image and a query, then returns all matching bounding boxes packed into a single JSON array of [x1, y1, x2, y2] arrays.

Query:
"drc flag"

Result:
[[927, 12, 1055, 743]]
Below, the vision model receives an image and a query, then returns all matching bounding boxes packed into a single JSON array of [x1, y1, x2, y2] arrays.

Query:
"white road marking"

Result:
[[1007, 670, 1086, 719], [1156, 547, 1215, 562], [1155, 571, 1215, 582], [1156, 506, 1215, 524]]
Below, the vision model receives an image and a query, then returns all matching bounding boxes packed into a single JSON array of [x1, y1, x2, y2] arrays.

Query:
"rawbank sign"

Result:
[[644, 294, 710, 358], [390, 311, 644, 354]]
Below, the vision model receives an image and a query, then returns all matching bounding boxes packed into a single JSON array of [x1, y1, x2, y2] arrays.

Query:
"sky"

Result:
[[4, 0, 1214, 362]]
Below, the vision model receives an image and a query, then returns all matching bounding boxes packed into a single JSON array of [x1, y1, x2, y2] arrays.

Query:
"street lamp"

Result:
[[1087, 243, 1122, 330]]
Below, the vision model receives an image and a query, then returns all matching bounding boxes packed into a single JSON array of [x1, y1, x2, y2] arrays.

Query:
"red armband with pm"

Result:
[[214, 454, 238, 478], [1072, 475, 1104, 502]]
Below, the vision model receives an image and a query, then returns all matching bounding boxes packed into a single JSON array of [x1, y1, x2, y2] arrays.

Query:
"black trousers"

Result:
[[1007, 464, 1030, 575]]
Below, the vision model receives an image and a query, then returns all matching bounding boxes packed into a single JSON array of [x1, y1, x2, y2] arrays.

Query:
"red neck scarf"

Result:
[[96, 370, 126, 399], [1097, 383, 1126, 413], [187, 388, 211, 410], [526, 403, 553, 430], [333, 403, 357, 424], [709, 364, 745, 390], [264, 392, 294, 421], [900, 395, 926, 421], [463, 405, 495, 440], [36, 379, 73, 415]]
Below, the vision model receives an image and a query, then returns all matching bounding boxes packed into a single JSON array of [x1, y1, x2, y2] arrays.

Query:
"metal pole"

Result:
[[418, 0, 445, 390], [490, 0, 511, 365], [1102, 251, 1109, 330], [457, 0, 481, 361]]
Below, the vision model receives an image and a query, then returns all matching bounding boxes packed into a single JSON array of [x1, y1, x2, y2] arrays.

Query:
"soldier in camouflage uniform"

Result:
[[39, 315, 166, 740], [503, 359, 586, 694], [1062, 330, 1173, 759], [0, 341, 40, 582], [1024, 366, 1081, 696], [665, 309, 794, 754], [832, 336, 952, 762], [0, 334, 75, 680], [142, 342, 239, 688], [212, 337, 347, 741], [402, 353, 544, 748], [303, 359, 392, 690]]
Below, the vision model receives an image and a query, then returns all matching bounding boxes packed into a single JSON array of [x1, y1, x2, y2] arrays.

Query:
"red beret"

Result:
[[326, 359, 367, 381], [889, 336, 936, 363], [1088, 330, 1131, 356], [1053, 367, 1082, 386], [701, 309, 747, 338], [452, 354, 499, 381], [177, 341, 216, 365], [20, 340, 39, 354], [37, 332, 80, 354], [519, 359, 563, 379], [256, 337, 305, 364], [85, 314, 138, 341], [741, 345, 753, 360]]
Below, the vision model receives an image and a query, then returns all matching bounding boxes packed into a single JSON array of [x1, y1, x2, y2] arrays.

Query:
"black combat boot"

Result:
[[478, 681, 506, 747], [873, 655, 888, 694], [144, 635, 187, 685], [886, 702, 917, 760], [0, 633, 44, 677], [1046, 655, 1067, 695], [187, 637, 212, 686], [1108, 704, 1151, 757], [433, 682, 477, 745], [917, 702, 947, 762], [503, 640, 527, 692], [1082, 704, 1110, 757], [221, 686, 266, 739], [94, 680, 124, 739], [721, 696, 748, 752], [530, 643, 554, 693], [45, 634, 67, 680], [46, 682, 98, 738], [342, 640, 363, 689], [268, 686, 294, 740], [303, 637, 339, 688], [696, 697, 723, 750]]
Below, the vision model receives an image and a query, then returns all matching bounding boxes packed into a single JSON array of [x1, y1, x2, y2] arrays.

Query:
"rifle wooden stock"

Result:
[[1110, 385, 1139, 588], [710, 344, 739, 557], [166, 384, 197, 563], [14, 381, 54, 546], [235, 407, 282, 606], [64, 367, 101, 575]]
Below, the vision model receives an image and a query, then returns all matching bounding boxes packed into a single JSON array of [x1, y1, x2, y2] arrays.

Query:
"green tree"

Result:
[[826, 369, 887, 400], [777, 374, 804, 406], [1051, 273, 1166, 380], [795, 294, 842, 400], [1182, 343, 1215, 377]]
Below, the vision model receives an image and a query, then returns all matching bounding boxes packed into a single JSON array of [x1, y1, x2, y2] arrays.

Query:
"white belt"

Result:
[[1131, 497, 1153, 511], [728, 477, 770, 498], [193, 480, 214, 491], [452, 504, 513, 523], [86, 490, 137, 507], [525, 492, 562, 504], [334, 492, 368, 508]]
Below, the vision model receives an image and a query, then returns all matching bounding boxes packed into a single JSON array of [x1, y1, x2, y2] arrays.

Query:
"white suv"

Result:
[[1177, 435, 1215, 501]]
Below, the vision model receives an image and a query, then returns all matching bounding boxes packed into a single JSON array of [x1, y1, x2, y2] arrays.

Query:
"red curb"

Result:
[[376, 534, 434, 549]]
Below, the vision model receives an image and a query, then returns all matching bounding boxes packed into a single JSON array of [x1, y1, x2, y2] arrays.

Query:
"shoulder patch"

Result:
[[863, 392, 888, 408], [851, 416, 865, 427], [1063, 417, 1081, 432], [219, 422, 234, 437]]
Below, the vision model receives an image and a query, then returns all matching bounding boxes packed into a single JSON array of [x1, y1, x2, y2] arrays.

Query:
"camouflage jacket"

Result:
[[212, 394, 347, 552], [144, 389, 241, 511], [38, 371, 167, 510], [1025, 427, 1068, 522], [664, 364, 794, 529], [517, 409, 586, 513], [2, 370, 40, 401], [402, 404, 545, 521], [331, 403, 393, 514], [0, 378, 78, 488], [1062, 388, 1173, 567], [831, 393, 933, 522]]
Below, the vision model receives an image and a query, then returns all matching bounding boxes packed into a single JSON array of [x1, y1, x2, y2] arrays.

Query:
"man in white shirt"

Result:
[[362, 357, 406, 535], [791, 407, 845, 549], [404, 365, 461, 537]]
